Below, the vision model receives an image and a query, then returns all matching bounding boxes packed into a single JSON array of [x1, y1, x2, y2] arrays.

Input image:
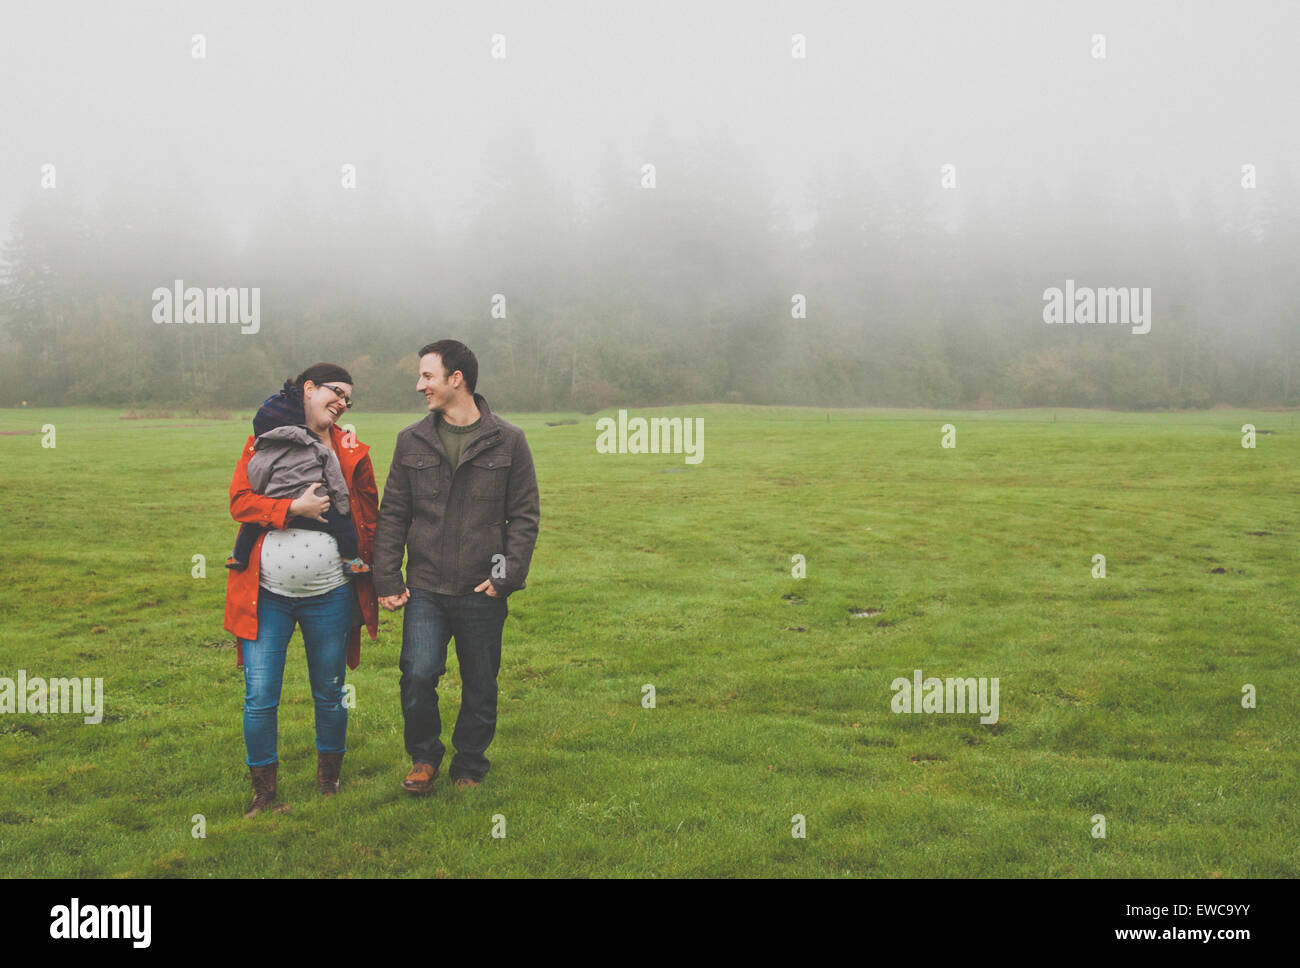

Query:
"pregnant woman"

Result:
[[223, 363, 379, 817]]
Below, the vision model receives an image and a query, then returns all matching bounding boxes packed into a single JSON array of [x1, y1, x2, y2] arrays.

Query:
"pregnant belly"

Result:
[[258, 528, 347, 597]]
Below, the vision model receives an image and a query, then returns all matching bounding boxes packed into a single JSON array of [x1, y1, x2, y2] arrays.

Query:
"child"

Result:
[[226, 380, 370, 574]]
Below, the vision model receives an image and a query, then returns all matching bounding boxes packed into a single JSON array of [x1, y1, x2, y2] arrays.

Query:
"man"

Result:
[[372, 340, 540, 793]]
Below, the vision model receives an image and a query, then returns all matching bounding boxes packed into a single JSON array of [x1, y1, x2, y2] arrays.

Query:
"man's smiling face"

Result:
[[417, 352, 455, 412]]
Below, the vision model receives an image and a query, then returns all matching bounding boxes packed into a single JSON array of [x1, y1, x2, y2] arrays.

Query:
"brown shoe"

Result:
[[245, 762, 278, 817], [453, 777, 480, 791], [317, 752, 344, 796], [403, 761, 438, 795]]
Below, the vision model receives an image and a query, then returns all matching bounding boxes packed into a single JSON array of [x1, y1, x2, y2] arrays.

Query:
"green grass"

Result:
[[0, 405, 1296, 877]]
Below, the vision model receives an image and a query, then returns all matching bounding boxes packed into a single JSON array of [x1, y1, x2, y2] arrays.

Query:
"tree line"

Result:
[[3, 139, 1296, 412]]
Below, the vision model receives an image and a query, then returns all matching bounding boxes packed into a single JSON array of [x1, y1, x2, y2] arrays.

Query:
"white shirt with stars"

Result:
[[258, 527, 348, 598]]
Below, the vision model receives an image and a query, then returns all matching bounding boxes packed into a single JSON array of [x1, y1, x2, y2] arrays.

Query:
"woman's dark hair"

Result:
[[292, 363, 354, 389]]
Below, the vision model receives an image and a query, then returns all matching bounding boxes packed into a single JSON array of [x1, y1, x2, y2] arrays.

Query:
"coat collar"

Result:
[[327, 421, 371, 483], [411, 392, 504, 466]]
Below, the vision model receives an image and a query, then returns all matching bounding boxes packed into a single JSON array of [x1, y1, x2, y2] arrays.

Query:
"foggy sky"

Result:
[[4, 0, 1298, 244]]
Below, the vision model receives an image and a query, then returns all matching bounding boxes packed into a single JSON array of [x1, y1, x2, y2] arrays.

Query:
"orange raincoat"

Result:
[[223, 422, 379, 668]]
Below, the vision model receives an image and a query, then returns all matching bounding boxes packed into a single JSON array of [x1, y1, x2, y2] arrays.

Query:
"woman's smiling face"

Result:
[[303, 380, 352, 428]]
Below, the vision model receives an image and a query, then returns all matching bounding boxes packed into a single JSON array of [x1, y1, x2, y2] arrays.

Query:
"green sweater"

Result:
[[437, 412, 482, 477]]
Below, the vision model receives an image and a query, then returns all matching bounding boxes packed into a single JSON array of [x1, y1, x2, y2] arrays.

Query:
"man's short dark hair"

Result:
[[419, 340, 478, 394]]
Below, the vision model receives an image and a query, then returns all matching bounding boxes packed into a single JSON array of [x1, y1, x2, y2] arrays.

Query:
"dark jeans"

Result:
[[399, 587, 508, 781], [232, 510, 360, 564]]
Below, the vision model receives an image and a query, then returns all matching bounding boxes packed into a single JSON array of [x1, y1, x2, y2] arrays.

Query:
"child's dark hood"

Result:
[[253, 380, 306, 437]]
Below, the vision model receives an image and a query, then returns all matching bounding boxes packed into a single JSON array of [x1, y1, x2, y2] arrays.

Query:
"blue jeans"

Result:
[[399, 588, 508, 781], [240, 583, 353, 768]]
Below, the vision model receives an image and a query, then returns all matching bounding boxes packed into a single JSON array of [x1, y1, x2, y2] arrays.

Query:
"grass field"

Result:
[[0, 404, 1296, 877]]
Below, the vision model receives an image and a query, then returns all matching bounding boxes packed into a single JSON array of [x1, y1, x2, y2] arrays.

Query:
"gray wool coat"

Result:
[[372, 393, 539, 598]]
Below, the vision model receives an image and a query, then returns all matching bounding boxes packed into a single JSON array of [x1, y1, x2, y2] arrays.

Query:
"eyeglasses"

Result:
[[320, 384, 353, 409]]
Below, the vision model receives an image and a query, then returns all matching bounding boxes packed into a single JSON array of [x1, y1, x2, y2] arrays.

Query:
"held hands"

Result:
[[288, 482, 330, 523]]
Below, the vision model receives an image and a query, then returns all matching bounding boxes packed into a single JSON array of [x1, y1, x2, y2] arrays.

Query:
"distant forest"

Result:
[[3, 140, 1297, 412]]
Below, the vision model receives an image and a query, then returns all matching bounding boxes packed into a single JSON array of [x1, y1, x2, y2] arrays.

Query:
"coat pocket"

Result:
[[469, 452, 512, 501], [400, 452, 441, 500]]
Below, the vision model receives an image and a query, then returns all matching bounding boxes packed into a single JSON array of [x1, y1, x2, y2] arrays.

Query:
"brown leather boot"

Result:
[[317, 752, 344, 796], [245, 762, 278, 817], [403, 761, 438, 795]]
